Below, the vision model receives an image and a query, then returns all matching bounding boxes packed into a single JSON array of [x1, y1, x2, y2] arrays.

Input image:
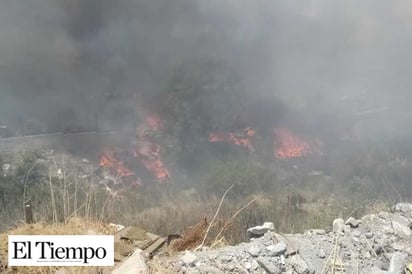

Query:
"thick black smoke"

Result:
[[1, 0, 412, 139]]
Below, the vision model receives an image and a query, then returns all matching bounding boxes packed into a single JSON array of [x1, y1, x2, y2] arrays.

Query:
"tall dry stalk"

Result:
[[211, 198, 256, 247], [49, 165, 57, 223], [197, 184, 233, 250], [22, 162, 37, 222]]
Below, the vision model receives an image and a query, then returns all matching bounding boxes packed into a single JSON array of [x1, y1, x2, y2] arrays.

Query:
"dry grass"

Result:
[[171, 218, 209, 251], [0, 218, 117, 274]]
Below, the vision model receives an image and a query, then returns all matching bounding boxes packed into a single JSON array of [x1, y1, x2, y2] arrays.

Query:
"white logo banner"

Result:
[[8, 235, 114, 266]]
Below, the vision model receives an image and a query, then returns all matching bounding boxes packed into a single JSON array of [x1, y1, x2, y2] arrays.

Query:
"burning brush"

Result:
[[99, 149, 135, 178], [208, 127, 256, 152], [273, 128, 321, 159], [99, 113, 170, 184]]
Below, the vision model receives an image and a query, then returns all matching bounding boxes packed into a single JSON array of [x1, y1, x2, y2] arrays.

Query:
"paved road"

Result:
[[0, 131, 133, 153]]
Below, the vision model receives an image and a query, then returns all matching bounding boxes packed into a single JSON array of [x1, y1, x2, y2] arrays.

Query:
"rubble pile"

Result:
[[162, 203, 412, 273]]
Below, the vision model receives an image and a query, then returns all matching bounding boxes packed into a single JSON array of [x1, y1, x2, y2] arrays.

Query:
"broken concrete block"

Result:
[[181, 251, 197, 266], [332, 218, 344, 234], [248, 222, 275, 237]]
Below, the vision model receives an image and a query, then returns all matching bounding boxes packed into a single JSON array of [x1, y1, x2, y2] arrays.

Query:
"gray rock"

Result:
[[248, 246, 261, 257], [375, 260, 389, 271], [392, 243, 404, 251], [248, 222, 274, 237], [181, 251, 197, 266], [388, 252, 408, 274], [112, 249, 148, 274], [289, 255, 314, 274], [196, 265, 221, 273], [266, 242, 287, 256], [311, 229, 326, 235], [263, 222, 275, 230], [345, 217, 361, 228], [352, 230, 361, 237], [219, 255, 233, 263], [405, 247, 412, 256], [393, 203, 412, 213], [361, 214, 377, 223], [257, 257, 281, 274], [392, 220, 411, 238], [263, 231, 274, 245], [370, 266, 388, 274], [385, 252, 394, 262], [332, 218, 345, 234], [251, 260, 259, 270], [318, 249, 326, 259], [378, 211, 392, 220]]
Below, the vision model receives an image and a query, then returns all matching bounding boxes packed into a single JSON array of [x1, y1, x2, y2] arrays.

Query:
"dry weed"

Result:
[[172, 218, 209, 251]]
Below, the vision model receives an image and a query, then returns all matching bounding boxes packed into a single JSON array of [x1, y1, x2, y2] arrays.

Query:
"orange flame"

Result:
[[209, 127, 255, 152], [274, 128, 313, 159], [99, 112, 169, 183], [99, 149, 135, 177], [208, 132, 227, 143], [132, 114, 170, 181]]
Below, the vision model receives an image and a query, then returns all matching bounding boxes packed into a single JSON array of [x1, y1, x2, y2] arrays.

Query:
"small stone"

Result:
[[248, 246, 260, 257], [392, 243, 404, 251], [345, 217, 361, 228], [280, 255, 286, 265], [256, 257, 281, 274], [365, 232, 373, 239], [318, 249, 326, 259], [388, 252, 408, 274], [266, 242, 287, 256], [289, 255, 314, 274], [226, 264, 234, 271], [220, 255, 232, 262], [181, 251, 197, 266], [311, 229, 326, 235], [332, 218, 345, 234], [244, 262, 252, 270], [247, 222, 274, 237]]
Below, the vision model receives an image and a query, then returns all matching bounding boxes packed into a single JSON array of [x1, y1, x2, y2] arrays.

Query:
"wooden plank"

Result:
[[143, 237, 166, 258], [114, 226, 134, 242]]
